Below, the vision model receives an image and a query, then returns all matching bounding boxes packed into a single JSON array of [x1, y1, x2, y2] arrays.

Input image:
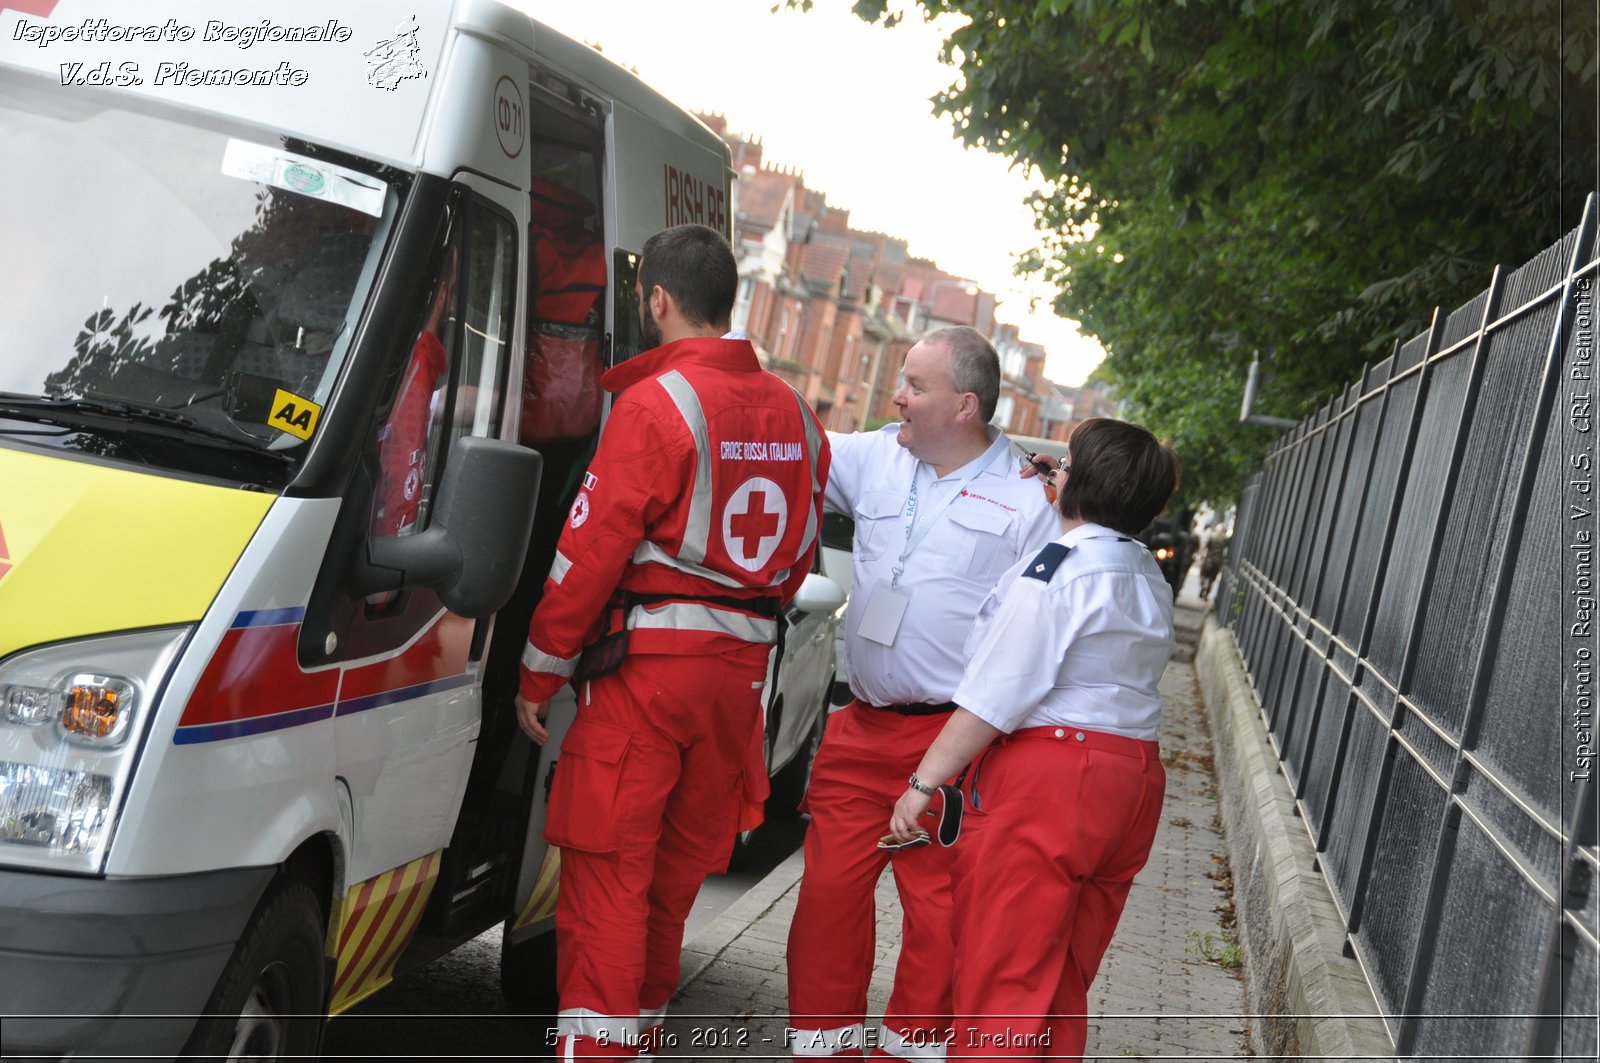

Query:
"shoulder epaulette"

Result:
[[1023, 542, 1072, 582]]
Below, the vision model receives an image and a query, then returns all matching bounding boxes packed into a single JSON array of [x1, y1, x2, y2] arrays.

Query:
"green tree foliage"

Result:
[[798, 0, 1596, 502]]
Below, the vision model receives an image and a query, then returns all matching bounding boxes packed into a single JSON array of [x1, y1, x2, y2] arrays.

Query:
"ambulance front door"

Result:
[[330, 180, 522, 890]]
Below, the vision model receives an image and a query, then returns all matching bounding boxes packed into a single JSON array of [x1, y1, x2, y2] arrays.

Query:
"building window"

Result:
[[994, 394, 1016, 430], [732, 277, 754, 333]]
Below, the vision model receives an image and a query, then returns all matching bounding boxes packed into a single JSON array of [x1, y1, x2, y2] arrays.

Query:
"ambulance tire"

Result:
[[500, 928, 559, 1015], [182, 878, 326, 1061]]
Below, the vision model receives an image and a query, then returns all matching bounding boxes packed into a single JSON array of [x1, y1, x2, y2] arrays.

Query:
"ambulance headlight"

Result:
[[4, 672, 140, 746], [0, 628, 189, 873]]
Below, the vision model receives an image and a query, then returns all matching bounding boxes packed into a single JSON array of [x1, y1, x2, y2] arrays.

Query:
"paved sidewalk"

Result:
[[663, 595, 1250, 1060]]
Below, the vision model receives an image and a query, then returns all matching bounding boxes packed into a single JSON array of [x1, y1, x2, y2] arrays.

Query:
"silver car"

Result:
[[758, 554, 847, 815]]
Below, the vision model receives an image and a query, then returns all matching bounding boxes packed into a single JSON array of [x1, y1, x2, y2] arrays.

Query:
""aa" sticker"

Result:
[[270, 389, 323, 441]]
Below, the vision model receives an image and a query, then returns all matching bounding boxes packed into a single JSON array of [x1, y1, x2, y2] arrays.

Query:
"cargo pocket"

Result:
[[543, 719, 632, 854], [735, 764, 770, 833]]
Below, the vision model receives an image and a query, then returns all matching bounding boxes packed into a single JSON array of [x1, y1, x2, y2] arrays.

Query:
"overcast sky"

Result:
[[512, 0, 1106, 385]]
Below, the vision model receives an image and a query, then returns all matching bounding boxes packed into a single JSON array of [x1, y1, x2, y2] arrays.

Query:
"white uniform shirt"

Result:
[[825, 424, 1059, 707], [954, 522, 1176, 739]]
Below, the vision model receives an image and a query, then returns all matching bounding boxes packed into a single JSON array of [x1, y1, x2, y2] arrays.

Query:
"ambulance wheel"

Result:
[[182, 878, 326, 1060], [501, 927, 559, 1016]]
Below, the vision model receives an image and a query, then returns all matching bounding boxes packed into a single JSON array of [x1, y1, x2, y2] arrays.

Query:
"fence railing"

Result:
[[1215, 196, 1599, 1060]]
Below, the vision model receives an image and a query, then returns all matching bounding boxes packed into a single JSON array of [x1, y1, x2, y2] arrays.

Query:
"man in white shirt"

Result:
[[785, 327, 1058, 1060]]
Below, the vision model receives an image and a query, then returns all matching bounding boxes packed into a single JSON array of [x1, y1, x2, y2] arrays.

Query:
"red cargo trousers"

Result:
[[787, 702, 957, 1060], [949, 726, 1165, 1061], [547, 646, 771, 1061]]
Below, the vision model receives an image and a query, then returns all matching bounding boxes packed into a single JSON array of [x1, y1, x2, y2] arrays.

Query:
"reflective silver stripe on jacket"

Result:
[[638, 371, 820, 593], [630, 539, 747, 588], [626, 601, 777, 644], [548, 550, 574, 585], [521, 641, 579, 677], [656, 370, 713, 565], [791, 385, 822, 557]]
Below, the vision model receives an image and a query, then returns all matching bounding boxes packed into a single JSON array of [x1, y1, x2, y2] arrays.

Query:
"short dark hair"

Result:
[[924, 326, 1000, 422], [639, 224, 737, 329], [1056, 417, 1179, 535]]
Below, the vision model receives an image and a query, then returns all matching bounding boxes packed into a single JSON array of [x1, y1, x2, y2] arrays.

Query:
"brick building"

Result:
[[709, 115, 1088, 438]]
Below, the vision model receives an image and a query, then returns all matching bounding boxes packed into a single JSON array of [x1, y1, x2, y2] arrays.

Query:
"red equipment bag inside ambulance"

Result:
[[521, 178, 606, 443]]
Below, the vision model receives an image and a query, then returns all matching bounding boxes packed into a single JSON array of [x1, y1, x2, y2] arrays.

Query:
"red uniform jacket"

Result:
[[373, 330, 447, 537], [519, 336, 830, 704]]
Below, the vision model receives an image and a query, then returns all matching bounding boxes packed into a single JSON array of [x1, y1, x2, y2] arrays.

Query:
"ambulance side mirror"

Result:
[[362, 436, 542, 617]]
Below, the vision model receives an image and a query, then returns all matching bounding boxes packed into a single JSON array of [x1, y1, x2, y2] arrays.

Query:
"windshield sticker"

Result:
[[270, 388, 322, 442], [221, 139, 387, 218]]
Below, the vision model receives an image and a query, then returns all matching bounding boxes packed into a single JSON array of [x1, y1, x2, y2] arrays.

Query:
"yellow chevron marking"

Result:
[[513, 846, 562, 932], [329, 851, 442, 1014]]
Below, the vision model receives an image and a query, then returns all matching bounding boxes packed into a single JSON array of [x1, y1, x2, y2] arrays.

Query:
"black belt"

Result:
[[864, 700, 957, 716], [626, 592, 782, 618]]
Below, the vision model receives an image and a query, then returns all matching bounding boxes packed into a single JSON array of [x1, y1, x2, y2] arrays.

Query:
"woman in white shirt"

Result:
[[888, 417, 1180, 1061]]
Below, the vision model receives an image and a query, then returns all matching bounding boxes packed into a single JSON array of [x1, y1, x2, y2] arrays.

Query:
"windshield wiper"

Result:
[[0, 393, 293, 464]]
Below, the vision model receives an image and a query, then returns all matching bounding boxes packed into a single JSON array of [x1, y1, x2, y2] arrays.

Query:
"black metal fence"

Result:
[[1215, 197, 1600, 1060]]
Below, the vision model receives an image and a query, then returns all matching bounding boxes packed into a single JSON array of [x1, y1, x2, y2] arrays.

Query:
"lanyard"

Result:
[[892, 456, 993, 588]]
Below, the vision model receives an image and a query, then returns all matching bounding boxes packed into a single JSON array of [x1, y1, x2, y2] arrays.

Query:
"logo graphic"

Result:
[[493, 75, 525, 159], [365, 14, 428, 91], [0, 517, 11, 585], [722, 477, 788, 572], [269, 388, 322, 442], [569, 491, 591, 529], [583, 471, 598, 491], [960, 489, 1018, 513]]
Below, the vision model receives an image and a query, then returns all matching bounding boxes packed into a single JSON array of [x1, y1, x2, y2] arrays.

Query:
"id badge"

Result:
[[859, 579, 911, 646]]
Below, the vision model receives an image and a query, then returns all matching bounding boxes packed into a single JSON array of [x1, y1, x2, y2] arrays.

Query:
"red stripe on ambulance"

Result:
[[179, 622, 338, 727], [338, 613, 474, 700]]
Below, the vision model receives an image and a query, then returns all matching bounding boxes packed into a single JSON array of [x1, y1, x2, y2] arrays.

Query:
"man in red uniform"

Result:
[[515, 223, 830, 1061]]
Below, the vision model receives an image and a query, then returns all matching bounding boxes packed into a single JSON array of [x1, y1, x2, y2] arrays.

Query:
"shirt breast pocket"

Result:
[[949, 503, 1017, 583], [853, 491, 906, 563]]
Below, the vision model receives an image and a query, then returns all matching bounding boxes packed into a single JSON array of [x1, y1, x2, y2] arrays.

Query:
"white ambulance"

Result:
[[0, 1, 777, 1056]]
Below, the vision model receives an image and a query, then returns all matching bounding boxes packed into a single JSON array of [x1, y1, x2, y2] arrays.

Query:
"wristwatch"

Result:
[[908, 773, 936, 796]]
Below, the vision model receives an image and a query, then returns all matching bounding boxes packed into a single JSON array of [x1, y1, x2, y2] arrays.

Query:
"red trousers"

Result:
[[787, 702, 957, 1060], [547, 647, 771, 1060], [950, 727, 1165, 1061]]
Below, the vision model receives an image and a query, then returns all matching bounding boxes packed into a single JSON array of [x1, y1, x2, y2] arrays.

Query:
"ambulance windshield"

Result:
[[0, 75, 404, 486]]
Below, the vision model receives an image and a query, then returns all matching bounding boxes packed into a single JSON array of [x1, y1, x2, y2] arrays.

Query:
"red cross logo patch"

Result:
[[722, 477, 788, 572]]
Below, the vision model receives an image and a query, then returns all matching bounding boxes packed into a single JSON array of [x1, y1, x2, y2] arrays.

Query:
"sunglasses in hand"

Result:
[[876, 829, 931, 851]]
